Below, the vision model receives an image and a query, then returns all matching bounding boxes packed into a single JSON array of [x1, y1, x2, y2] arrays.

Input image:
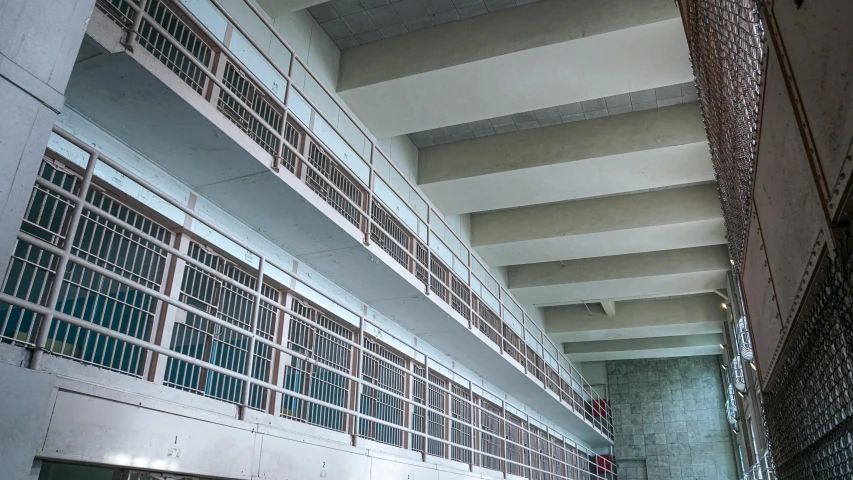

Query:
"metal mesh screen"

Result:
[[765, 231, 853, 479], [680, 0, 765, 271]]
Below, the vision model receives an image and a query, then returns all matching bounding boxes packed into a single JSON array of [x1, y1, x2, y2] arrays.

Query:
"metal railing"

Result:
[[735, 315, 754, 362], [731, 355, 747, 393], [89, 0, 612, 440], [678, 0, 765, 273], [0, 129, 616, 480], [742, 450, 777, 480]]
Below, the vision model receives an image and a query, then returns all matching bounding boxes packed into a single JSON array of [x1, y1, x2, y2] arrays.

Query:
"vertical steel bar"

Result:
[[29, 151, 98, 371], [122, 0, 149, 48], [351, 315, 365, 446], [240, 255, 265, 419]]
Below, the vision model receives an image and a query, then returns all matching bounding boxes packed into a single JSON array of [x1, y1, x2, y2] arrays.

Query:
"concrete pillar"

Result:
[[0, 0, 96, 282], [0, 363, 56, 480]]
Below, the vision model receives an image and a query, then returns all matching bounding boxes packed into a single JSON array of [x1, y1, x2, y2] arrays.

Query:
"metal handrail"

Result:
[[93, 0, 611, 436], [742, 450, 777, 480], [3, 133, 621, 479]]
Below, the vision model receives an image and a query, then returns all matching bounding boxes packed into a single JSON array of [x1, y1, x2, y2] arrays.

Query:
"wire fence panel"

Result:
[[139, 0, 212, 94], [765, 231, 853, 479], [506, 413, 528, 478], [479, 398, 503, 472], [370, 203, 410, 270], [427, 372, 447, 458], [680, 0, 765, 272], [359, 338, 406, 447], [250, 285, 279, 411], [450, 384, 472, 464], [306, 144, 364, 229], [281, 298, 352, 432], [1, 160, 79, 347], [51, 186, 171, 376], [217, 62, 283, 156], [165, 242, 256, 404], [411, 364, 427, 454]]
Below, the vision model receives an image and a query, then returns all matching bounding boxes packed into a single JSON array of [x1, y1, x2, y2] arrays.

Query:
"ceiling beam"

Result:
[[545, 294, 725, 343], [256, 0, 326, 18], [563, 333, 725, 362], [419, 103, 711, 215], [336, 0, 690, 137], [600, 300, 617, 316], [508, 245, 731, 305], [471, 184, 725, 267]]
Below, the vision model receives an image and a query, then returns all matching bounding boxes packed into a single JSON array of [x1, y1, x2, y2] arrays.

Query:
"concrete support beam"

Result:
[[472, 184, 725, 266], [0, 0, 96, 286], [337, 0, 691, 137], [563, 333, 725, 362], [545, 294, 725, 343], [420, 103, 711, 214], [256, 0, 326, 17], [508, 245, 731, 306], [600, 300, 617, 317]]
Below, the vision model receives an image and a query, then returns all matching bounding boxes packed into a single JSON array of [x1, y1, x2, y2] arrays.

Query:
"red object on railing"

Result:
[[597, 454, 613, 473], [592, 399, 608, 417]]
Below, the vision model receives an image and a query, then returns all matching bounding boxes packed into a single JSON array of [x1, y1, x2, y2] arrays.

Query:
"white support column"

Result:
[[0, 363, 55, 480], [0, 0, 97, 284]]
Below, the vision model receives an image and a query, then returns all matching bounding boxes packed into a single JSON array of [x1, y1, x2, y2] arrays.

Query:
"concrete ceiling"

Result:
[[336, 0, 690, 137], [306, 0, 544, 49], [287, 0, 727, 361]]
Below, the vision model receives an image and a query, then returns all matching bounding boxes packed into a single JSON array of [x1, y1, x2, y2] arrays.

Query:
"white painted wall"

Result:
[[53, 108, 586, 446], [377, 135, 419, 184]]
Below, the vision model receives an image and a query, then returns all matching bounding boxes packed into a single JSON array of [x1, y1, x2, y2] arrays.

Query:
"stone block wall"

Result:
[[606, 355, 738, 480]]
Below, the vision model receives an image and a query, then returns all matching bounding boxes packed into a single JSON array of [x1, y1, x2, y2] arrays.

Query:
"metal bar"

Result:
[[7, 290, 584, 478], [240, 255, 265, 418], [47, 125, 609, 437], [29, 150, 98, 371]]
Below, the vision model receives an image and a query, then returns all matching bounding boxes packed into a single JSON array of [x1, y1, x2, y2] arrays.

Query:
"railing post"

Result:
[[147, 231, 192, 384], [121, 0, 149, 51], [29, 150, 98, 371], [350, 315, 365, 447], [272, 291, 296, 417], [240, 254, 265, 420], [204, 25, 233, 105], [363, 144, 375, 246]]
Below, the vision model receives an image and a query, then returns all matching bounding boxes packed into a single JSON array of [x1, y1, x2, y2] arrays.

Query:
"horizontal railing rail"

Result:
[[90, 0, 611, 440], [742, 450, 777, 480], [0, 131, 618, 480]]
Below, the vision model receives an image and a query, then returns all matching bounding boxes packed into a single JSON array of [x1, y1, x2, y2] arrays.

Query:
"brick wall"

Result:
[[606, 355, 738, 480]]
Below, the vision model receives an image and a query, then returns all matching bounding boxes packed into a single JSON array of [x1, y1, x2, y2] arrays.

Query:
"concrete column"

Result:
[[0, 363, 56, 480], [0, 0, 96, 282]]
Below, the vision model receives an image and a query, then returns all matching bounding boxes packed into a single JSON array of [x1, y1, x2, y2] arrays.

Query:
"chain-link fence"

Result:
[[765, 229, 853, 479], [680, 0, 765, 272]]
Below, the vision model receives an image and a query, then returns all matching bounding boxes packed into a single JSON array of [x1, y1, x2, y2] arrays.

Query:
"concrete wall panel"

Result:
[[0, 363, 55, 480], [258, 434, 371, 480], [752, 42, 825, 326], [43, 391, 257, 478], [607, 356, 738, 479], [741, 210, 782, 388], [770, 1, 853, 196]]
